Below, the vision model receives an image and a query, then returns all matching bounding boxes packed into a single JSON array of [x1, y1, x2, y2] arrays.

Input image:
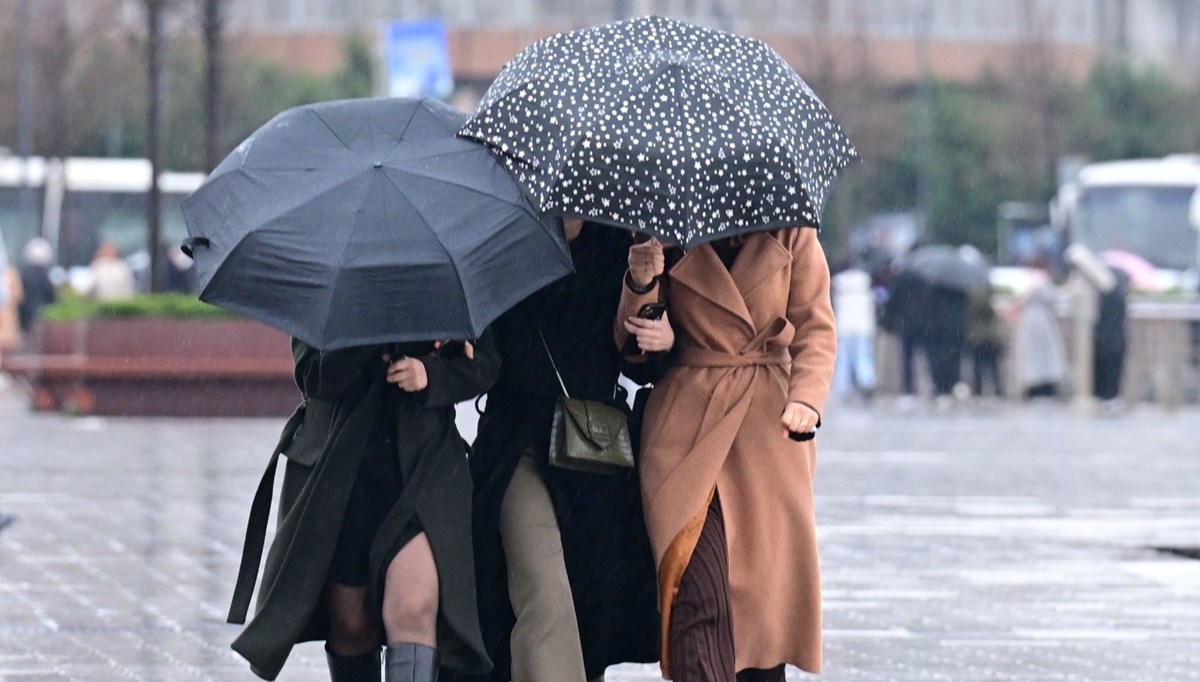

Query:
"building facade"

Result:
[[223, 0, 1200, 83]]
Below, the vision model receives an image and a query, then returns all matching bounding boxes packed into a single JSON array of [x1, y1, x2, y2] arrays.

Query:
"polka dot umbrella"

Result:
[[460, 15, 859, 249]]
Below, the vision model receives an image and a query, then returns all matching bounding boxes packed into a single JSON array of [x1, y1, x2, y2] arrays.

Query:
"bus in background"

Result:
[[0, 156, 48, 262], [1053, 155, 1200, 295], [0, 155, 204, 269]]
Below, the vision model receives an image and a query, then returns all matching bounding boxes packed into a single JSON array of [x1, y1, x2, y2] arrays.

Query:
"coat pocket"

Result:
[[283, 400, 334, 467]]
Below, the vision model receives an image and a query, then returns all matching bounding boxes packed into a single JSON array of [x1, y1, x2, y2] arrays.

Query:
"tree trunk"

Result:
[[203, 0, 223, 173], [146, 0, 164, 293]]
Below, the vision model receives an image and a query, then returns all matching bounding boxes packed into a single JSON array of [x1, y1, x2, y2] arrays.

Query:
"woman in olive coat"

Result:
[[228, 334, 499, 681]]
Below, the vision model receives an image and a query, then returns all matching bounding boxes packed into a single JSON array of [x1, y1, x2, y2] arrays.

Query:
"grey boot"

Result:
[[385, 643, 439, 682], [326, 645, 381, 682]]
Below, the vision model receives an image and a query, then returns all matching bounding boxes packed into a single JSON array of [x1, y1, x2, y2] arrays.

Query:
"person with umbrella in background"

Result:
[[463, 16, 856, 681], [184, 98, 574, 682], [897, 245, 990, 405]]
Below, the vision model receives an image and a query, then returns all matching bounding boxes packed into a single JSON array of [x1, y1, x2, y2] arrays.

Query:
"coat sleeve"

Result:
[[785, 229, 837, 417], [614, 274, 662, 360], [416, 327, 501, 408]]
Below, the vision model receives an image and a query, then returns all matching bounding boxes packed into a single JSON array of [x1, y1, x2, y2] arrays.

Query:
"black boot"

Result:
[[326, 645, 381, 682], [385, 642, 439, 682]]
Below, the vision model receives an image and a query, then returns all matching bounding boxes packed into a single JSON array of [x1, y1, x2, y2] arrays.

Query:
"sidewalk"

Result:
[[2, 385, 1199, 681]]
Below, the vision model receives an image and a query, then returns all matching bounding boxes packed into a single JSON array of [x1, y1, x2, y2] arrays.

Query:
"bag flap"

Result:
[[563, 398, 628, 451]]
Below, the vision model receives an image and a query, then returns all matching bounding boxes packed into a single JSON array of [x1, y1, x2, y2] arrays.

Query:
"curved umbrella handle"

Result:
[[181, 237, 210, 259]]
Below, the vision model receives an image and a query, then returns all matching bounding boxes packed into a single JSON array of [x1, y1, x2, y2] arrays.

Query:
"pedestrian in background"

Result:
[[1014, 277, 1069, 399], [1093, 270, 1130, 404], [1, 249, 22, 353], [617, 227, 836, 682], [0, 233, 16, 533], [229, 336, 499, 682], [18, 238, 56, 334], [88, 244, 136, 301], [924, 285, 969, 404], [879, 268, 929, 404], [831, 261, 877, 401], [967, 286, 1006, 399]]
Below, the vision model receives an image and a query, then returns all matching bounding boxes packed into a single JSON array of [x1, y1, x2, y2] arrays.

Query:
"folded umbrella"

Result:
[[460, 15, 858, 248], [182, 97, 573, 350]]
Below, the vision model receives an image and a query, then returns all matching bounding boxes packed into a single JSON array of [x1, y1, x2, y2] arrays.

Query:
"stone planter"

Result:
[[4, 318, 297, 417]]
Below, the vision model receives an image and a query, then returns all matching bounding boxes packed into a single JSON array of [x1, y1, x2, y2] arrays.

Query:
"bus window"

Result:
[[58, 189, 193, 267], [1077, 186, 1199, 271], [0, 185, 44, 261]]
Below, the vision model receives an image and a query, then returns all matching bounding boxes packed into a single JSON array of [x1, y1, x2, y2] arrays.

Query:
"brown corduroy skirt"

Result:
[[667, 494, 786, 682]]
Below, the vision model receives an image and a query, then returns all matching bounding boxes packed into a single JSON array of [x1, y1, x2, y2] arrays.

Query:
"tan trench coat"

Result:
[[615, 228, 836, 676]]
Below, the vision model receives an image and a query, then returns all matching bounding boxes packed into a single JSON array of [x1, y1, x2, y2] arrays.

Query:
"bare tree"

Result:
[[145, 0, 166, 292], [1013, 0, 1059, 194], [203, 0, 223, 172]]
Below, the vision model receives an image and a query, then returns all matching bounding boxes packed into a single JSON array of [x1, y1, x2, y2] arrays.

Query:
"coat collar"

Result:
[[670, 232, 792, 333]]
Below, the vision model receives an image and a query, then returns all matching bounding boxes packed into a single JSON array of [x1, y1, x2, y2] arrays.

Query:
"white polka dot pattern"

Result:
[[459, 15, 859, 247]]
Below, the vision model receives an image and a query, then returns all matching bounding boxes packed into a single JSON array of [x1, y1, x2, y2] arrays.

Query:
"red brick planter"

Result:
[[3, 319, 298, 417]]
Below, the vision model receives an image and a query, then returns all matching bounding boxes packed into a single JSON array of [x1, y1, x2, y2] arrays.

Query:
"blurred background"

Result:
[[1, 0, 1199, 267], [2, 4, 1200, 681], [2, 0, 1199, 411]]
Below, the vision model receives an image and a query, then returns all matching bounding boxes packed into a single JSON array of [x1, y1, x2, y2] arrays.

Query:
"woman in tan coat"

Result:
[[616, 228, 836, 681]]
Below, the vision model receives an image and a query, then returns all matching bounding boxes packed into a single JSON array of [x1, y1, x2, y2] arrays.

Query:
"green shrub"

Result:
[[40, 293, 232, 322]]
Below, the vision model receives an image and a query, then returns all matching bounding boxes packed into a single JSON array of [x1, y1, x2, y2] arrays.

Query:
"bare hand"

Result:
[[386, 357, 429, 392], [623, 311, 675, 353], [780, 401, 818, 440], [628, 239, 665, 288]]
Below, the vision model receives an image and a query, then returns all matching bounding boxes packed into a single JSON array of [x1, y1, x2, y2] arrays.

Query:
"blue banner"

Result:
[[383, 19, 454, 99]]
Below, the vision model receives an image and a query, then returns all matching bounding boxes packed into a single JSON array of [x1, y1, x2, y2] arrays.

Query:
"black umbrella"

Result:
[[459, 15, 858, 248], [182, 97, 573, 351], [902, 245, 991, 293]]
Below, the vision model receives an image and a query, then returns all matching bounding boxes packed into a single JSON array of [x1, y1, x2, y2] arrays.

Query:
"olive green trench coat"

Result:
[[228, 335, 498, 680]]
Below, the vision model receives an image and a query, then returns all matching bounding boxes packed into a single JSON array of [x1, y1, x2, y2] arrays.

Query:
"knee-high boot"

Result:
[[326, 646, 381, 682], [385, 643, 439, 682]]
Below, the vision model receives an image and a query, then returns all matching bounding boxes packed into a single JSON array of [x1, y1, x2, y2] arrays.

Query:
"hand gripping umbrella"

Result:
[[182, 97, 573, 350], [460, 15, 858, 249]]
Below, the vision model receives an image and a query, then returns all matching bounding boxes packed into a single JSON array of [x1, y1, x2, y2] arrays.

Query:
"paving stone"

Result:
[[2, 388, 1199, 681]]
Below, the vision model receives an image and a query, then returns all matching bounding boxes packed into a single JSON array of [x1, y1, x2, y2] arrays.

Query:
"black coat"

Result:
[[17, 263, 56, 331], [459, 225, 660, 681], [229, 335, 499, 680]]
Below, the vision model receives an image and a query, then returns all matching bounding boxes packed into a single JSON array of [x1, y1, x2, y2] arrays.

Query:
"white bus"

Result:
[[0, 155, 204, 266], [1053, 155, 1200, 293]]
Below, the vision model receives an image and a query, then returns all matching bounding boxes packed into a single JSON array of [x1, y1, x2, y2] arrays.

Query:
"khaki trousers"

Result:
[[499, 455, 587, 682]]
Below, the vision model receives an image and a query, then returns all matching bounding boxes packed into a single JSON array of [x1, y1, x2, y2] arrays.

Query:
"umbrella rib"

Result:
[[386, 165, 528, 208], [378, 99, 426, 163], [377, 171, 477, 335]]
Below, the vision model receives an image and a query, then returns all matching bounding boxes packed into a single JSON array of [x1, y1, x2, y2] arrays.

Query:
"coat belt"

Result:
[[676, 346, 790, 368]]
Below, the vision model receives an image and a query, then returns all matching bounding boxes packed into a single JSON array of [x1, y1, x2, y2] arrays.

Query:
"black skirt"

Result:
[[331, 405, 402, 587]]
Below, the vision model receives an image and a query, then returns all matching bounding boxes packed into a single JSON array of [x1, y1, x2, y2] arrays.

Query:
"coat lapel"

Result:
[[729, 232, 792, 300], [670, 243, 756, 333]]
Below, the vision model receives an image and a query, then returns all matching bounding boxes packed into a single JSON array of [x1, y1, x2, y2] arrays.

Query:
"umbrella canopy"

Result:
[[1099, 249, 1159, 292], [459, 15, 858, 249], [902, 245, 991, 293], [183, 97, 573, 351]]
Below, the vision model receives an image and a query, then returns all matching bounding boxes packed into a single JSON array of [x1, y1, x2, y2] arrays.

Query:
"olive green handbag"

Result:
[[539, 330, 634, 476]]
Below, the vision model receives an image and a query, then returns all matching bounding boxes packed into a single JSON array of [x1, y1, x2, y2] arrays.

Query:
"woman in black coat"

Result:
[[458, 221, 660, 682], [229, 335, 499, 682]]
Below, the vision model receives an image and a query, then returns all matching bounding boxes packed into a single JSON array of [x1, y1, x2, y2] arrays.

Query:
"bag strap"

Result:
[[227, 400, 306, 624], [537, 328, 571, 400]]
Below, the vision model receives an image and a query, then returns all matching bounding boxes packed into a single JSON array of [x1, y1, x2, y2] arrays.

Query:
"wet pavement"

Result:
[[2, 384, 1199, 681]]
